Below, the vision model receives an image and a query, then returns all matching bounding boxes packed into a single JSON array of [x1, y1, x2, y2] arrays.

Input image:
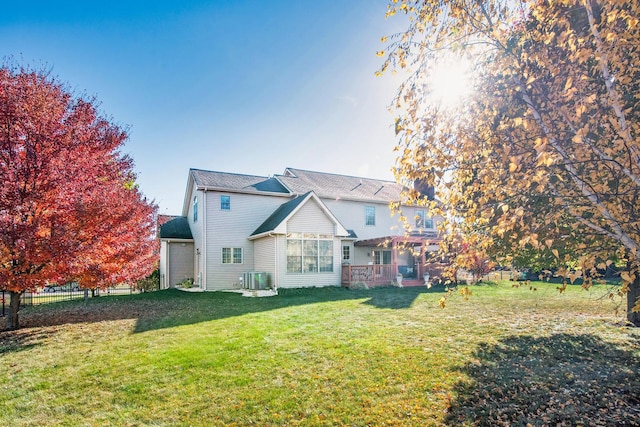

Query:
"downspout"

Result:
[[421, 241, 426, 279], [202, 190, 207, 290], [270, 232, 278, 291], [166, 242, 171, 288]]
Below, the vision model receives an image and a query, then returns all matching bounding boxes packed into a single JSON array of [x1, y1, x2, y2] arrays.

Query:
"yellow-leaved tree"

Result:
[[381, 0, 640, 325]]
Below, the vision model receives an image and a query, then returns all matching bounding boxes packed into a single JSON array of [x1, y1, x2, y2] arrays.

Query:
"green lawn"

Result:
[[1, 282, 639, 426]]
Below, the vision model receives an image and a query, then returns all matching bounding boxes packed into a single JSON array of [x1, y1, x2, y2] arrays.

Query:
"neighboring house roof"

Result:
[[249, 192, 350, 240], [190, 169, 289, 194], [159, 216, 193, 240], [276, 167, 404, 203]]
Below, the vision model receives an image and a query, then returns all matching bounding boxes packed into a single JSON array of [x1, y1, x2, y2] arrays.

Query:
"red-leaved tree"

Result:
[[0, 64, 158, 330]]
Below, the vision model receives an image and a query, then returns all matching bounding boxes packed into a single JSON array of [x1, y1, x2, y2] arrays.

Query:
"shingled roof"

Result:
[[276, 168, 404, 203], [250, 191, 351, 239], [185, 167, 406, 206], [250, 192, 310, 237], [159, 216, 193, 240], [190, 169, 289, 194]]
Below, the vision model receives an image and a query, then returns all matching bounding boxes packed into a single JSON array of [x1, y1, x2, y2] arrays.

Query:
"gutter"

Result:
[[198, 185, 292, 198]]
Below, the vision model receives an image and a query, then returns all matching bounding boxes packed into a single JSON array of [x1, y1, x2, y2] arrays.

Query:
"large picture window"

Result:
[[319, 241, 333, 272], [287, 233, 333, 273], [287, 239, 302, 273]]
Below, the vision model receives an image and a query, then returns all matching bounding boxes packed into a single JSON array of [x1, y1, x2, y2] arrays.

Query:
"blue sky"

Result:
[[1, 1, 405, 214]]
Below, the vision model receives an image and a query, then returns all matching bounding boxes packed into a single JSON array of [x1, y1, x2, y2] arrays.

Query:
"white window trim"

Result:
[[415, 209, 434, 229], [365, 206, 376, 226], [193, 196, 198, 222], [286, 233, 334, 274], [221, 247, 243, 264], [220, 195, 231, 211]]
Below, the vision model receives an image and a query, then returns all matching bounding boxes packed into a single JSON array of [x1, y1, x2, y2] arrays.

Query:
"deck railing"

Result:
[[341, 264, 396, 287], [341, 262, 449, 287]]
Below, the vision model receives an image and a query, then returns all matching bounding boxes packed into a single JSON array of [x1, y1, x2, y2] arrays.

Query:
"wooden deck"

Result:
[[341, 263, 447, 288], [341, 264, 396, 287]]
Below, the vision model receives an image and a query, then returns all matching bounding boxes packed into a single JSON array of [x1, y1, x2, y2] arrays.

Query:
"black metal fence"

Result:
[[1, 287, 140, 317]]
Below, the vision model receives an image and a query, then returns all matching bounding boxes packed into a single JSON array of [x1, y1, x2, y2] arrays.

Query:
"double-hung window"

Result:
[[415, 210, 434, 229], [222, 247, 243, 264], [220, 195, 230, 210], [365, 206, 376, 226]]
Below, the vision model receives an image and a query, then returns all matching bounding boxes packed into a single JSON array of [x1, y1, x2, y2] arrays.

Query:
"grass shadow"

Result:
[[445, 333, 640, 426], [0, 286, 445, 348], [133, 286, 441, 332], [0, 329, 50, 354], [362, 284, 443, 309]]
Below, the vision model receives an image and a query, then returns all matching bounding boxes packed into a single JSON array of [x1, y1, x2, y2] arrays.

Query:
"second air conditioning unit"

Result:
[[243, 272, 267, 290]]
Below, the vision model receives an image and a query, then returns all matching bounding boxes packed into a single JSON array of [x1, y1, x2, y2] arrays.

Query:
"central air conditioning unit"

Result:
[[243, 272, 267, 290]]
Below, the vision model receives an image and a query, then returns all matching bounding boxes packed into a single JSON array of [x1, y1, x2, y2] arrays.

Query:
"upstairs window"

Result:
[[221, 195, 230, 210], [415, 210, 434, 229], [193, 196, 198, 222], [365, 206, 376, 226]]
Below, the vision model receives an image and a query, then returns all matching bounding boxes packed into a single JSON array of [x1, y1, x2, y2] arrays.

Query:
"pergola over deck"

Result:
[[342, 234, 444, 287]]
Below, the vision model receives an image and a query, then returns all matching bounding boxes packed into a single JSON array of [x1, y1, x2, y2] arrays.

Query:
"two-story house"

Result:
[[159, 167, 442, 291]]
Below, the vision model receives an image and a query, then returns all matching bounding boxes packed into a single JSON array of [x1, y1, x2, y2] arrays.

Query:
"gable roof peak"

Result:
[[250, 190, 349, 239]]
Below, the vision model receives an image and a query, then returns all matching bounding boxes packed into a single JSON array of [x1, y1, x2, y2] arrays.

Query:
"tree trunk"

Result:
[[628, 276, 640, 327], [6, 291, 21, 330]]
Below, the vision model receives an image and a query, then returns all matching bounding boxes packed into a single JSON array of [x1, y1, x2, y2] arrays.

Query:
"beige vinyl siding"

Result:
[[323, 199, 403, 240], [187, 187, 204, 287], [253, 236, 277, 287], [204, 192, 288, 290], [167, 241, 194, 287], [353, 246, 372, 265], [277, 236, 341, 288], [286, 198, 335, 234], [278, 200, 341, 288], [159, 241, 168, 289]]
